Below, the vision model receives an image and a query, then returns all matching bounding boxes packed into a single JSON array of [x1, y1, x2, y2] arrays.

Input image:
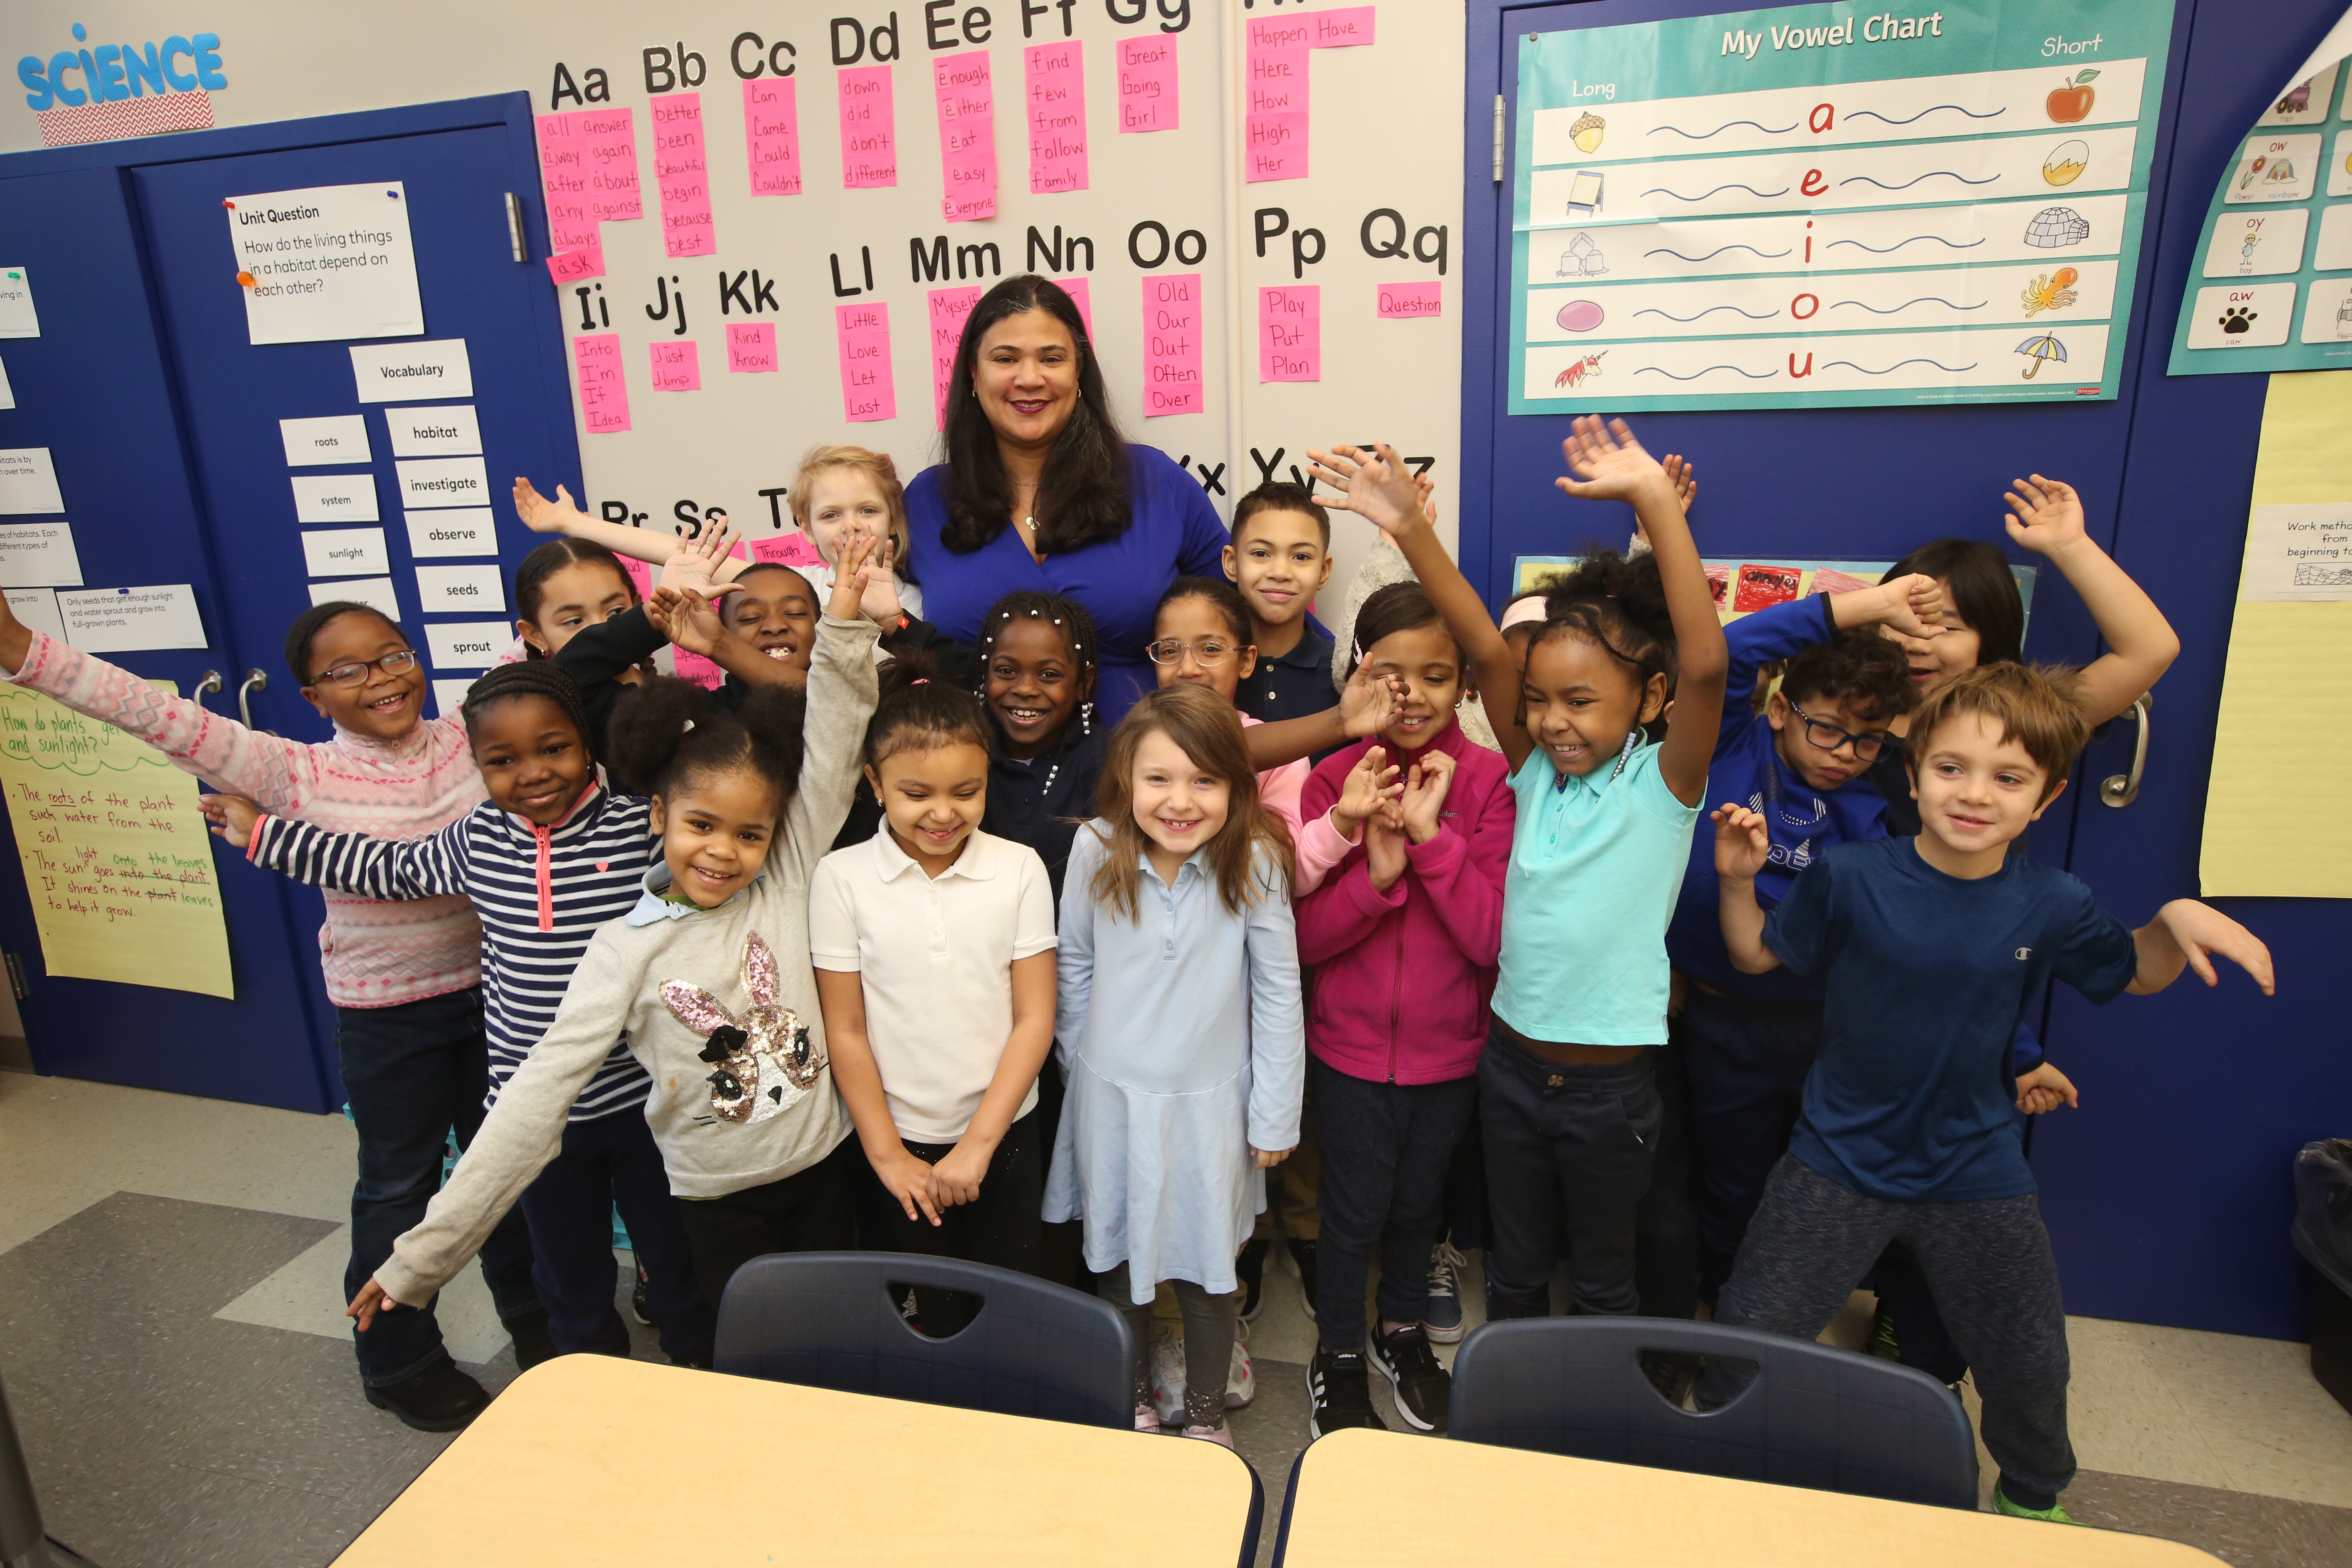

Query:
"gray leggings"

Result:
[[1712, 1155, 2075, 1498], [1102, 1261, 1238, 1429]]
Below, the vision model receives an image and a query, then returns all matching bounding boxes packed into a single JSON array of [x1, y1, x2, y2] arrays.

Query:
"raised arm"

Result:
[[515, 477, 687, 566], [1713, 805, 1780, 974], [780, 535, 884, 884], [2003, 476, 2178, 726]]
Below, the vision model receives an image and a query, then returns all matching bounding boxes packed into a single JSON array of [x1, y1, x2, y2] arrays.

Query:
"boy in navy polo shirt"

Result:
[[1705, 661, 2274, 1523], [1225, 482, 1339, 724]]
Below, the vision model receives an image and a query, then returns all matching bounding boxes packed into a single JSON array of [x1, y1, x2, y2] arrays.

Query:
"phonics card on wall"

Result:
[[1509, 0, 2175, 413]]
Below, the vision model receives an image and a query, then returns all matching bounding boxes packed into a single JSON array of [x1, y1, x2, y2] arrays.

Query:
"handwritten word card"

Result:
[[1118, 37, 1178, 133], [1246, 19, 1312, 183], [1144, 273, 1205, 416], [1379, 281, 1444, 319], [1027, 42, 1087, 193], [649, 339, 702, 391], [744, 76, 804, 196], [572, 333, 631, 434], [836, 301, 897, 422], [535, 113, 598, 252], [840, 65, 898, 188], [1260, 285, 1321, 381], [728, 322, 778, 373], [577, 109, 641, 223], [934, 51, 997, 222], [651, 93, 717, 258], [929, 285, 982, 427]]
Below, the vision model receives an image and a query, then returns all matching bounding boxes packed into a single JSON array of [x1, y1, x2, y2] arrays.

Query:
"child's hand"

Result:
[[2152, 899, 2276, 994], [646, 585, 734, 657], [2002, 475, 2088, 559], [1252, 1145, 1295, 1169], [875, 1146, 942, 1225], [829, 533, 879, 623], [1414, 472, 1439, 528], [930, 1139, 991, 1209], [1555, 415, 1673, 506], [197, 793, 264, 849], [1712, 804, 1770, 882], [1331, 746, 1400, 837], [1365, 806, 1408, 891], [2014, 1061, 2079, 1115], [1864, 572, 1947, 640], [1304, 443, 1426, 538], [513, 477, 588, 536], [1337, 662, 1403, 739], [659, 512, 738, 597], [858, 537, 903, 624], [1398, 750, 1456, 844], [347, 1276, 411, 1332], [1662, 453, 1698, 516]]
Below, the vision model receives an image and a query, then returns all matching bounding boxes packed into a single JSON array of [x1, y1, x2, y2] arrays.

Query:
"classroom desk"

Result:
[[1274, 1428, 2226, 1568], [332, 1354, 1259, 1567]]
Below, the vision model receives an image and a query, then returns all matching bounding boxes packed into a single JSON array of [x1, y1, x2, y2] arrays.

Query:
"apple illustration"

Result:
[[2047, 68, 2100, 123]]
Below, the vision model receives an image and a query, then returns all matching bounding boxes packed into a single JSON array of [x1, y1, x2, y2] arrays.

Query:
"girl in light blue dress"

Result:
[[1046, 683, 1304, 1445]]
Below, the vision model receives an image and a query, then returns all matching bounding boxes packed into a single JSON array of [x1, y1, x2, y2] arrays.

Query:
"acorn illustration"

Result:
[[1571, 111, 1606, 154]]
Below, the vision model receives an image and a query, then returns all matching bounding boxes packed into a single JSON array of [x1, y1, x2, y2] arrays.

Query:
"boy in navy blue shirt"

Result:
[[1224, 482, 1339, 724], [1707, 661, 2273, 1524]]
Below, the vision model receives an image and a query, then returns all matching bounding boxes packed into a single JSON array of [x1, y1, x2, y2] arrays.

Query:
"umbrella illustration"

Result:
[[2015, 333, 2067, 378]]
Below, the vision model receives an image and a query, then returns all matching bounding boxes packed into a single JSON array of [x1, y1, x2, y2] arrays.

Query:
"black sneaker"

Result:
[[1307, 1345, 1386, 1439], [365, 1359, 491, 1432], [1368, 1323, 1450, 1432], [503, 1307, 558, 1371], [631, 1260, 653, 1327], [1236, 1237, 1269, 1321], [1285, 1237, 1320, 1322]]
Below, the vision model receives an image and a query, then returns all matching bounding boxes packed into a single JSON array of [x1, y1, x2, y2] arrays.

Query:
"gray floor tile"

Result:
[[2068, 1468, 2352, 1568]]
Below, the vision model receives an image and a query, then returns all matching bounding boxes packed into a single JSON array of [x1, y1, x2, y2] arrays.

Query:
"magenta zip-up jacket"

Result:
[[1292, 721, 1515, 1086]]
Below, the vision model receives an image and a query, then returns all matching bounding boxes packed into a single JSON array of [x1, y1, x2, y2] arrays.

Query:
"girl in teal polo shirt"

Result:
[[1310, 421, 1726, 1319]]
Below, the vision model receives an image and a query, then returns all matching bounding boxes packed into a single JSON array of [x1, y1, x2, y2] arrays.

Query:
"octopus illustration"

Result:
[[2020, 267, 2080, 316], [662, 932, 824, 1125]]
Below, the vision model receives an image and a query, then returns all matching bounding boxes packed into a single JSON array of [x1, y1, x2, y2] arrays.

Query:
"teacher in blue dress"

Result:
[[903, 274, 1229, 724]]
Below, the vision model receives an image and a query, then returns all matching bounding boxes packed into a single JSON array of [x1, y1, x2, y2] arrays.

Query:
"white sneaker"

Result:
[[1133, 1401, 1160, 1433], [1149, 1329, 1187, 1425], [1182, 1422, 1235, 1448], [1225, 1334, 1256, 1409]]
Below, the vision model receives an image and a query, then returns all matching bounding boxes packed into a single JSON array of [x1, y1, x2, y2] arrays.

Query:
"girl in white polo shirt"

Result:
[[811, 658, 1060, 1296]]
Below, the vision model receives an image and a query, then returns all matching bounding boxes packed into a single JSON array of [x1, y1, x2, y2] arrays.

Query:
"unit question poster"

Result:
[[1510, 0, 2174, 414]]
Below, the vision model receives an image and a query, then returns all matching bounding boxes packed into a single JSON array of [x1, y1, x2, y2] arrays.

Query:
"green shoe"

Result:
[[1866, 1309, 1900, 1361], [1994, 1484, 2079, 1524]]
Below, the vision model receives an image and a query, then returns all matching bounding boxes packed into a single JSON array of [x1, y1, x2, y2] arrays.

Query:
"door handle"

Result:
[[192, 670, 223, 707], [236, 668, 274, 735], [2099, 693, 2151, 808]]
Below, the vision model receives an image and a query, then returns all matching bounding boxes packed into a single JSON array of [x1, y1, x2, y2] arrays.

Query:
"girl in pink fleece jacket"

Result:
[[1290, 581, 1513, 1439]]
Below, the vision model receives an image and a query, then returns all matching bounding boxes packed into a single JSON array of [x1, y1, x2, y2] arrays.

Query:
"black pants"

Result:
[[1677, 986, 1824, 1299], [674, 1138, 859, 1314], [517, 1108, 714, 1364], [866, 1109, 1045, 1333], [336, 987, 538, 1386], [1634, 1039, 1701, 1320], [1478, 1021, 1660, 1319], [1311, 1059, 1478, 1350]]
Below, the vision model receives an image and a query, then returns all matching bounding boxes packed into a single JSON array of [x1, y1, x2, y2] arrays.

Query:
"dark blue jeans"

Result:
[[1311, 1058, 1478, 1351], [1675, 986, 1824, 1300], [337, 987, 539, 1385], [518, 1107, 714, 1365]]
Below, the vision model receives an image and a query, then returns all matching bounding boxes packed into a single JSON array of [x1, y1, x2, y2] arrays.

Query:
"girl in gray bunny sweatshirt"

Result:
[[368, 608, 880, 1318]]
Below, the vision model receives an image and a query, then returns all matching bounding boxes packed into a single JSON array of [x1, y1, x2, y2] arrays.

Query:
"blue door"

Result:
[[0, 167, 334, 1110]]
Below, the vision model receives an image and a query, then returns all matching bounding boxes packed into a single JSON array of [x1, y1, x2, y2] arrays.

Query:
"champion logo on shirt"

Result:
[[2016, 947, 2033, 960]]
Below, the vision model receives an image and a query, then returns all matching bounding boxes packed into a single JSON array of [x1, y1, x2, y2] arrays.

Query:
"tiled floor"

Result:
[[7, 1068, 2352, 1568]]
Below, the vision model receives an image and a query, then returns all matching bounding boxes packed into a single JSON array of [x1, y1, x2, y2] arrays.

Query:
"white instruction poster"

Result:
[[226, 183, 425, 347], [0, 267, 36, 339], [2240, 502, 2352, 599], [57, 586, 207, 653], [0, 521, 83, 587], [0, 449, 63, 515]]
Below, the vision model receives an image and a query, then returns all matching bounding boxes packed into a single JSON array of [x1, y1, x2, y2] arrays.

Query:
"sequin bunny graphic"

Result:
[[661, 932, 824, 1125]]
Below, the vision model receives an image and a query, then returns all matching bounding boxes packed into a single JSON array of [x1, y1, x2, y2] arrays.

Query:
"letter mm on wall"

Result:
[[1508, 0, 2175, 412]]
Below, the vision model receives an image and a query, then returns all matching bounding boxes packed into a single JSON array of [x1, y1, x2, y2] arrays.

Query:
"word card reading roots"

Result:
[[1510, 0, 2172, 413]]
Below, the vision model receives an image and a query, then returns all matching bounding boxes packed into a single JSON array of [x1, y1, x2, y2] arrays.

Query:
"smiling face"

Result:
[[519, 559, 635, 658], [301, 610, 426, 740], [1361, 622, 1464, 754], [867, 740, 989, 873], [1881, 578, 1982, 697], [1129, 728, 1230, 878], [1521, 630, 1664, 777], [652, 766, 784, 907], [724, 565, 819, 681], [984, 616, 1090, 759], [1152, 595, 1254, 704], [1908, 711, 2062, 869], [1223, 509, 1332, 631], [470, 693, 594, 825], [800, 466, 893, 569], [973, 308, 1080, 454], [1766, 687, 1891, 792]]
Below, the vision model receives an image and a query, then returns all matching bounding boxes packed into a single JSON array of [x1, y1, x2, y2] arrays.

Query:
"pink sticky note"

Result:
[[618, 555, 653, 600], [1142, 272, 1204, 417], [1310, 6, 1377, 47], [928, 285, 983, 428], [1259, 285, 1321, 382], [1117, 36, 1178, 133], [727, 322, 778, 373], [546, 243, 604, 285], [933, 50, 997, 222], [650, 93, 716, 258], [1377, 280, 1443, 318], [1054, 276, 1094, 340], [1246, 111, 1310, 182], [744, 76, 804, 196], [1025, 41, 1088, 193], [753, 533, 830, 569], [835, 301, 897, 423], [1247, 16, 1316, 51], [572, 333, 632, 434], [671, 648, 725, 690], [1245, 45, 1311, 183], [648, 339, 702, 391], [838, 65, 898, 188], [577, 107, 642, 223], [537, 112, 599, 252]]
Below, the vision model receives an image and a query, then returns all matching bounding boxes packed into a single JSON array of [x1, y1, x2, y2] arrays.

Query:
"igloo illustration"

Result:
[[2024, 206, 2091, 248]]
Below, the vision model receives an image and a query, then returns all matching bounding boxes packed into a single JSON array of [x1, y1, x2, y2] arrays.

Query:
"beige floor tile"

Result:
[[2117, 1318, 2352, 1508], [212, 1223, 514, 1366], [2065, 1315, 2236, 1491]]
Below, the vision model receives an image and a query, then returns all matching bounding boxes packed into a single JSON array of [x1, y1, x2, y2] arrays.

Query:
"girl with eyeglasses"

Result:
[[0, 530, 735, 1434]]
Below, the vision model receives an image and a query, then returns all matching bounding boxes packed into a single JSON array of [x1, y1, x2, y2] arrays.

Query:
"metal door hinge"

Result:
[[505, 192, 528, 263], [1492, 95, 1505, 183], [4, 952, 28, 1000]]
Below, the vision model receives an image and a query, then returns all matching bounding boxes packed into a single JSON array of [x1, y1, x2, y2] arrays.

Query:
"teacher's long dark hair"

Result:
[[939, 275, 1129, 556]]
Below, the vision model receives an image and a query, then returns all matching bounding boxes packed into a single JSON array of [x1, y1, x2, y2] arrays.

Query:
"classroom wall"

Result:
[[2, 1, 1465, 602]]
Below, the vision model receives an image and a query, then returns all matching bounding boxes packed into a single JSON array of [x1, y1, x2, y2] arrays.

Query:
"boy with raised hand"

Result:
[[1707, 660, 2273, 1524], [1223, 481, 1340, 724]]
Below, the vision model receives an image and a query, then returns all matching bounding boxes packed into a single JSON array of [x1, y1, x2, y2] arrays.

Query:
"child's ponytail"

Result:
[[606, 675, 806, 802], [864, 648, 992, 769]]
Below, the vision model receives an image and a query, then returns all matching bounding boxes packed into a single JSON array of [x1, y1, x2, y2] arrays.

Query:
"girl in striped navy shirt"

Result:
[[203, 662, 714, 1367]]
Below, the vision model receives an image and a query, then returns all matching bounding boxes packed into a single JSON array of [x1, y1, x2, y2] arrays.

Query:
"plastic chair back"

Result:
[[714, 1251, 1136, 1429], [1449, 1316, 1979, 1508]]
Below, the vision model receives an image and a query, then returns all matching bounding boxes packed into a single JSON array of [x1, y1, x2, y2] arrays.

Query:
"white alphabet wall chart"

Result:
[[2167, 9, 2352, 374], [1510, 0, 2174, 413]]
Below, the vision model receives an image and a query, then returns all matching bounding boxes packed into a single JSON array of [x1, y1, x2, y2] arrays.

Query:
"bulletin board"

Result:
[[1508, 0, 2175, 413]]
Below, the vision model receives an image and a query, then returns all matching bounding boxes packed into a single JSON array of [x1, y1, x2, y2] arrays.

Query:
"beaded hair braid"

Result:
[[461, 660, 596, 760], [975, 589, 1100, 795]]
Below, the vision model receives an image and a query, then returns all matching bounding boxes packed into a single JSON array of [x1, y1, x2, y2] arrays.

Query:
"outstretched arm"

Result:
[[2003, 476, 2178, 726], [515, 477, 685, 565], [1245, 662, 1400, 770], [2127, 899, 2274, 996]]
